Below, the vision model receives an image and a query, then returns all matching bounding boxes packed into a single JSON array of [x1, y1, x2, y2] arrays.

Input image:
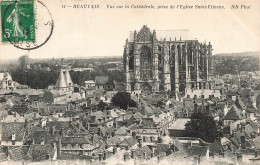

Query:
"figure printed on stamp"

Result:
[[7, 3, 29, 39]]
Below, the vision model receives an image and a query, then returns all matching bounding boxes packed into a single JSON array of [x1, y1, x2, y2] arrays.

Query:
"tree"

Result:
[[0, 97, 6, 103], [111, 92, 137, 110], [97, 100, 107, 111], [185, 113, 218, 143], [18, 55, 30, 70]]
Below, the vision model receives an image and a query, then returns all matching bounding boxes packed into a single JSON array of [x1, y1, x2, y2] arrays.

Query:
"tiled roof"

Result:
[[106, 136, 122, 146], [0, 152, 7, 162], [223, 105, 241, 120], [246, 104, 257, 113], [30, 130, 58, 144], [0, 123, 25, 141], [8, 146, 29, 160], [120, 136, 137, 147], [95, 76, 113, 85], [134, 145, 152, 157], [0, 110, 8, 120], [62, 136, 91, 144], [11, 104, 29, 115], [254, 83, 260, 90], [27, 144, 54, 160], [114, 126, 128, 136], [209, 138, 224, 153], [187, 146, 208, 157], [252, 137, 260, 149]]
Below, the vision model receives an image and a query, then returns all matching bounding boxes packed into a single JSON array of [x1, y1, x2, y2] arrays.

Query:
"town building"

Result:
[[0, 72, 16, 90]]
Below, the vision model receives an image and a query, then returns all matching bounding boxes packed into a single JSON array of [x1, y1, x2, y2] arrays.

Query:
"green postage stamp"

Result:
[[1, 0, 35, 43]]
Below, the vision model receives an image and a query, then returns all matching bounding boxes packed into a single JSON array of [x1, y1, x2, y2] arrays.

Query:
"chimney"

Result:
[[124, 153, 129, 162], [51, 126, 55, 135], [13, 112, 16, 118], [158, 137, 163, 143], [103, 152, 107, 160], [138, 138, 142, 148], [98, 127, 101, 136], [132, 131, 136, 139], [60, 128, 64, 136], [113, 147, 117, 154], [56, 139, 61, 157], [11, 133, 16, 141], [157, 155, 160, 164], [237, 153, 242, 162], [131, 150, 136, 159], [241, 135, 246, 149], [188, 140, 192, 148], [113, 121, 118, 129], [87, 123, 90, 130], [143, 152, 147, 159], [206, 104, 210, 115], [194, 95, 197, 100], [34, 112, 36, 119], [194, 103, 198, 113], [98, 153, 103, 162]]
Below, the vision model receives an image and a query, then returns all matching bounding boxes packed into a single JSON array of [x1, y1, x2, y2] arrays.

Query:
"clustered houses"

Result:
[[0, 55, 260, 163], [1, 80, 260, 164]]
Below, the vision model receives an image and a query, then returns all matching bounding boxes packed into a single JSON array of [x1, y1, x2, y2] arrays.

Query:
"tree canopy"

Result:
[[111, 92, 137, 110], [185, 113, 218, 143]]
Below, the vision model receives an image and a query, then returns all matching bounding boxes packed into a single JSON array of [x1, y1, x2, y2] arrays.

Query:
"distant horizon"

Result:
[[0, 50, 259, 65]]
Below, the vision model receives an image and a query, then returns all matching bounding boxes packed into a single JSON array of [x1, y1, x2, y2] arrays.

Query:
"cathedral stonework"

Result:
[[123, 25, 214, 93]]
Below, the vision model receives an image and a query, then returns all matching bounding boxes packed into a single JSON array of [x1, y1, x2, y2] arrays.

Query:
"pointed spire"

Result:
[[175, 37, 176, 41], [64, 69, 73, 87], [180, 36, 181, 41], [56, 69, 67, 89]]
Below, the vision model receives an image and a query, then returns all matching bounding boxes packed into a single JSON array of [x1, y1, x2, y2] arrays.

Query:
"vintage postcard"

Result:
[[0, 0, 260, 164]]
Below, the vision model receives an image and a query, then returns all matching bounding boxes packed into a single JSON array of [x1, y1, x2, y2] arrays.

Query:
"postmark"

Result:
[[1, 0, 54, 50]]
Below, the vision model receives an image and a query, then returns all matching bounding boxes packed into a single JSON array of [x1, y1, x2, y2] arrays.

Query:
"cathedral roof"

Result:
[[55, 69, 67, 88], [129, 26, 194, 42]]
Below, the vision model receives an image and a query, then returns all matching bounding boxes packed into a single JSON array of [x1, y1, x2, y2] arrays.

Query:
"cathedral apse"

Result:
[[123, 25, 214, 94]]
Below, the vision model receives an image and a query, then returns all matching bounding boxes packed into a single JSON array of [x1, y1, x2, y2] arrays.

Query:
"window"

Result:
[[129, 56, 134, 70], [140, 47, 152, 80]]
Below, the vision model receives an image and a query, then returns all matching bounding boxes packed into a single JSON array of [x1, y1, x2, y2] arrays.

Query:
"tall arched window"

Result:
[[140, 47, 152, 80]]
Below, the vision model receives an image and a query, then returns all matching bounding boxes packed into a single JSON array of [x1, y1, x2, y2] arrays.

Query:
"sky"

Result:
[[1, 0, 260, 60]]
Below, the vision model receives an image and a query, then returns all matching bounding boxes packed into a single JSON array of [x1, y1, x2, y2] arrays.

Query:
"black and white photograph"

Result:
[[0, 0, 260, 164]]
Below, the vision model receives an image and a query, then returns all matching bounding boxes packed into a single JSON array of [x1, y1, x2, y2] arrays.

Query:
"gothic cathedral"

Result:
[[123, 25, 214, 94]]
